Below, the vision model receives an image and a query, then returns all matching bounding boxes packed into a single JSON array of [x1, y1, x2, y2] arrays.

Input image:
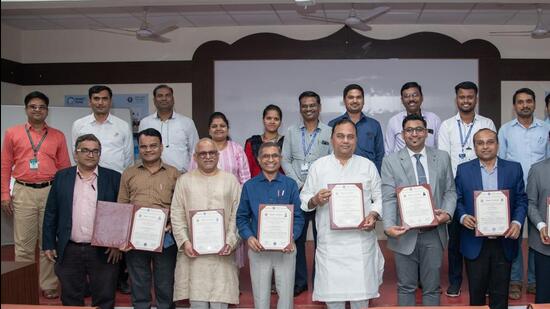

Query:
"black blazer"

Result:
[[42, 165, 121, 263]]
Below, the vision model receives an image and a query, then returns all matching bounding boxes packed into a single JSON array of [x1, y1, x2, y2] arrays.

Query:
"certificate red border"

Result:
[[258, 204, 294, 251], [328, 183, 365, 230], [396, 184, 438, 229], [474, 190, 510, 237], [189, 209, 225, 255]]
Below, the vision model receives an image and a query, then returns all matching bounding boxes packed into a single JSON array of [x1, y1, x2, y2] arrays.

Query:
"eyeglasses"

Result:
[[402, 93, 420, 99], [27, 105, 48, 111], [474, 140, 497, 146], [197, 151, 218, 159], [260, 153, 281, 160], [139, 144, 160, 151], [76, 148, 101, 156], [403, 127, 426, 134]]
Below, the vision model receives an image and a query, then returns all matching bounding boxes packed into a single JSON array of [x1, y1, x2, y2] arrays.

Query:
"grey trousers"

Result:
[[326, 300, 369, 309], [394, 229, 442, 306], [248, 248, 296, 309], [189, 301, 228, 309]]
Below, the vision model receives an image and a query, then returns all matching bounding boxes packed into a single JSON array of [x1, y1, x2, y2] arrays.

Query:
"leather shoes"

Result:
[[42, 289, 59, 299], [294, 286, 307, 297], [117, 280, 131, 294]]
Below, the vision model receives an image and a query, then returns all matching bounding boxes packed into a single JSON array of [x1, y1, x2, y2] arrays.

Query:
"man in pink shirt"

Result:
[[43, 134, 122, 309], [1, 91, 71, 299]]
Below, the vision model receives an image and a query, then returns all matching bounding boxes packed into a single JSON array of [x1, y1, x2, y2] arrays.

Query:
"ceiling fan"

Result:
[[299, 5, 390, 31], [93, 8, 178, 43], [489, 8, 549, 39]]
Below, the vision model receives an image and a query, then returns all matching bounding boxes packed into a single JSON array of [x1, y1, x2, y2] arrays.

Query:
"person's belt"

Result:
[[68, 240, 91, 246], [417, 226, 437, 233], [15, 180, 53, 189]]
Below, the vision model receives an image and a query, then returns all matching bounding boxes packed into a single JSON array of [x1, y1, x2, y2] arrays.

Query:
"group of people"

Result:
[[1, 81, 548, 309]]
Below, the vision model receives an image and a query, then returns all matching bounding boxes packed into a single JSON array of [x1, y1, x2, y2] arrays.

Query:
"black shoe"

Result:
[[445, 284, 461, 297], [294, 286, 307, 297], [117, 281, 131, 294]]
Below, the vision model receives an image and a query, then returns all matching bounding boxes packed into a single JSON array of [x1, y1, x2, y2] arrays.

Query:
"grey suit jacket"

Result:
[[527, 158, 550, 256], [381, 146, 456, 255]]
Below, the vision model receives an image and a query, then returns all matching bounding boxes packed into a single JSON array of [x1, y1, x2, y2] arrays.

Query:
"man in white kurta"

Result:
[[171, 138, 241, 308], [300, 119, 384, 309]]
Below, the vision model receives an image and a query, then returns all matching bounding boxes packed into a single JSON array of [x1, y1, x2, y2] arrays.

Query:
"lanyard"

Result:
[[25, 126, 48, 158], [457, 119, 475, 151], [301, 127, 319, 159]]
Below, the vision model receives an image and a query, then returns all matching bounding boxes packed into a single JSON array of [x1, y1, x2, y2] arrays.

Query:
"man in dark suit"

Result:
[[455, 128, 527, 309], [43, 134, 122, 309]]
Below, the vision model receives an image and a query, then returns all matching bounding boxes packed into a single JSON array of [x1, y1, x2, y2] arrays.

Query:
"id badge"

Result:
[[29, 158, 39, 170], [300, 162, 310, 176]]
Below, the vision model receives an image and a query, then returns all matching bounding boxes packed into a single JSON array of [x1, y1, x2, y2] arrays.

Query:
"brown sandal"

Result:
[[42, 289, 59, 299], [508, 283, 522, 300]]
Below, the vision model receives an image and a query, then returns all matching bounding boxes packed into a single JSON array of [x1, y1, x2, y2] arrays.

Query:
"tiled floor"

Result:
[[1, 241, 535, 308]]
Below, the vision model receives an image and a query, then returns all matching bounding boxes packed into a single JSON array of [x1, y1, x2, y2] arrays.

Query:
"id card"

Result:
[[29, 158, 39, 170], [300, 162, 310, 176]]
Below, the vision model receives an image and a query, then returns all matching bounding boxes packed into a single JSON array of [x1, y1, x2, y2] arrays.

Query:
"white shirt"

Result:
[[406, 147, 430, 185], [139, 112, 199, 172], [72, 113, 134, 173], [438, 113, 496, 176], [300, 154, 384, 301]]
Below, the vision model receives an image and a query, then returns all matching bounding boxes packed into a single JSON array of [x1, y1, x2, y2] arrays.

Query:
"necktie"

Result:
[[414, 153, 427, 185]]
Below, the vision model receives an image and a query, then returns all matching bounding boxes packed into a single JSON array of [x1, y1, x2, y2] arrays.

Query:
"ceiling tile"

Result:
[[183, 14, 236, 27], [418, 12, 468, 24], [463, 12, 515, 25], [223, 4, 274, 15], [89, 16, 143, 29], [41, 16, 104, 29], [371, 12, 420, 24], [1, 16, 63, 30], [231, 13, 281, 25], [276, 12, 328, 25]]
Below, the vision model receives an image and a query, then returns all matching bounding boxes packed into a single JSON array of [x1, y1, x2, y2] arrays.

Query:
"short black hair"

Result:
[[544, 93, 549, 107], [401, 82, 423, 97], [402, 113, 427, 129], [153, 84, 173, 97], [24, 91, 49, 107], [473, 128, 498, 144], [75, 134, 101, 151], [513, 88, 535, 104], [258, 141, 281, 158], [299, 91, 321, 105], [343, 84, 364, 99], [331, 118, 357, 137], [88, 85, 113, 99], [263, 104, 283, 121], [455, 81, 478, 95], [138, 128, 162, 144]]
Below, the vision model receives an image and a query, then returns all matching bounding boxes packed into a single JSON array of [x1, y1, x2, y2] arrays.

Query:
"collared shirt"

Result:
[[328, 112, 384, 173], [1, 122, 71, 200], [118, 161, 181, 208], [385, 110, 441, 155], [236, 172, 304, 241], [281, 121, 332, 188], [498, 118, 549, 184], [438, 113, 496, 176], [72, 113, 134, 173], [406, 147, 430, 185], [71, 167, 98, 243], [139, 112, 199, 173], [480, 161, 498, 191]]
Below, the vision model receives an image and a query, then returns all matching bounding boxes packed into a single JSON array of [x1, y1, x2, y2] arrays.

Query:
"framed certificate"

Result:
[[92, 201, 168, 252], [474, 190, 510, 237], [258, 204, 293, 251], [189, 209, 225, 255], [397, 184, 438, 228], [328, 183, 365, 230]]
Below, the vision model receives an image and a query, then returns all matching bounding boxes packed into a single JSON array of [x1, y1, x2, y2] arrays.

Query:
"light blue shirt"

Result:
[[480, 162, 498, 191], [498, 118, 549, 184]]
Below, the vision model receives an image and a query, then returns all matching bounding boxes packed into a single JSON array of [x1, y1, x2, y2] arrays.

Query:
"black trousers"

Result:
[[465, 239, 511, 309], [55, 242, 118, 309], [532, 248, 550, 303], [447, 213, 463, 287]]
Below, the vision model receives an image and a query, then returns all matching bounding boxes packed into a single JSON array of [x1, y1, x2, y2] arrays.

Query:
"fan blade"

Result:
[[301, 15, 345, 24], [91, 28, 135, 37], [350, 23, 372, 31], [489, 33, 530, 37], [150, 23, 179, 36], [138, 33, 171, 43], [490, 30, 532, 34], [360, 6, 390, 23]]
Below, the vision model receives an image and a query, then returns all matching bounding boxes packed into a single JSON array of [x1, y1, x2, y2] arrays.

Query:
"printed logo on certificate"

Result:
[[189, 209, 225, 255], [258, 204, 293, 251], [328, 183, 365, 230], [474, 190, 510, 237], [397, 184, 438, 228]]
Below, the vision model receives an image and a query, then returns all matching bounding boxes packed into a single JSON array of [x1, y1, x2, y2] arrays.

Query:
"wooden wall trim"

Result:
[[499, 59, 550, 81]]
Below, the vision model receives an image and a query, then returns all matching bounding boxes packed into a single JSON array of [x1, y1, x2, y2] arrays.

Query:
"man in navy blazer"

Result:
[[455, 128, 527, 309], [43, 134, 122, 309]]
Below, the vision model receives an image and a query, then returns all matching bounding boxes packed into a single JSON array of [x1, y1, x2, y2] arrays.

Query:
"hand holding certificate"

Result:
[[258, 204, 293, 251], [189, 209, 225, 255], [328, 183, 365, 230], [474, 190, 510, 237], [92, 201, 168, 252], [397, 184, 437, 228]]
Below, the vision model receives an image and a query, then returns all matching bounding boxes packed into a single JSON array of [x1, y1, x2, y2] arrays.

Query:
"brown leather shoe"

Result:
[[43, 289, 59, 299], [509, 283, 522, 300]]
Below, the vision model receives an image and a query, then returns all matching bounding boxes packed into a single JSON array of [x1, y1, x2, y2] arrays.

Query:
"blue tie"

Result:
[[414, 154, 427, 185]]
